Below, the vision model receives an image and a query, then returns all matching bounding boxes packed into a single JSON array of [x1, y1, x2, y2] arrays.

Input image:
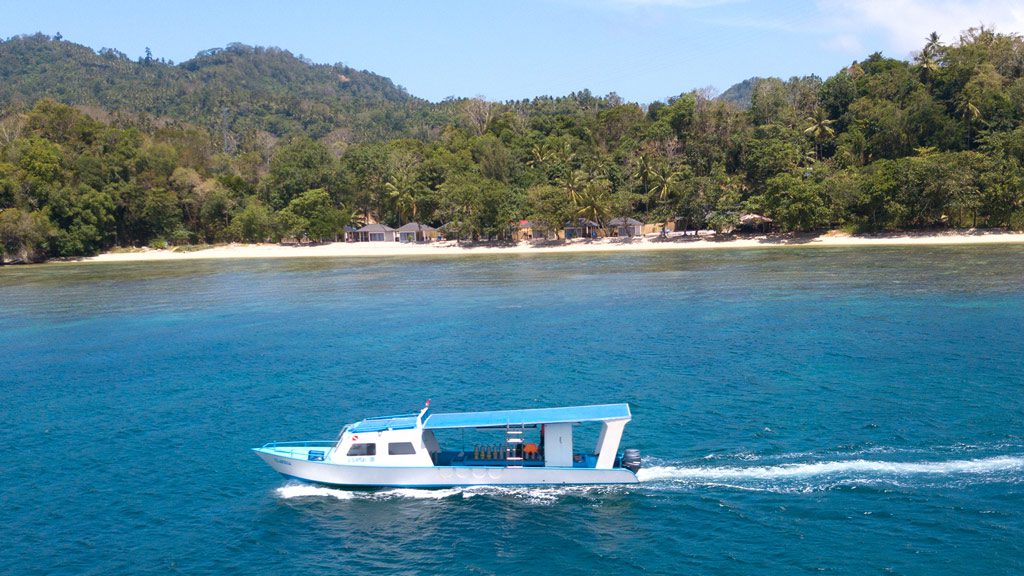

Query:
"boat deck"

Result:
[[434, 450, 600, 468], [258, 444, 608, 469]]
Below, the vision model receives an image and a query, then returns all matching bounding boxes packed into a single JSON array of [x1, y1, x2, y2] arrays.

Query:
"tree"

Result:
[[14, 136, 64, 207], [47, 184, 115, 256], [654, 93, 696, 139], [744, 125, 801, 191], [383, 148, 428, 224], [198, 185, 235, 242], [914, 32, 944, 86], [437, 174, 483, 242], [955, 96, 982, 148], [631, 153, 656, 198], [265, 137, 336, 209], [575, 181, 612, 230], [462, 98, 495, 136], [804, 108, 836, 160], [0, 208, 51, 263], [764, 173, 827, 232], [282, 188, 346, 242], [140, 187, 181, 243], [749, 78, 792, 126], [819, 71, 858, 124], [228, 198, 273, 242], [526, 183, 570, 239]]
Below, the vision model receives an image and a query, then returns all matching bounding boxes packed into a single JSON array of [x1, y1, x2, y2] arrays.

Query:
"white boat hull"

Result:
[[254, 448, 639, 487]]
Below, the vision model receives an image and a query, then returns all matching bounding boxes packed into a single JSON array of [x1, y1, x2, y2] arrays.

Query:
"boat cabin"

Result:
[[331, 404, 632, 470]]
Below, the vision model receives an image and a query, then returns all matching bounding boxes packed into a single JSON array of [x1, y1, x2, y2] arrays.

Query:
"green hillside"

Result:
[[0, 34, 437, 141], [3, 28, 1024, 264], [717, 77, 762, 109]]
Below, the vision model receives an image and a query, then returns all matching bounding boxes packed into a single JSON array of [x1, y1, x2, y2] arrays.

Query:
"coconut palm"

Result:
[[528, 141, 558, 168], [923, 32, 942, 59], [385, 174, 422, 224], [574, 185, 611, 231], [651, 165, 680, 206], [803, 108, 836, 160], [558, 169, 589, 207], [916, 32, 943, 83], [956, 97, 982, 148], [631, 153, 656, 198], [650, 165, 686, 235]]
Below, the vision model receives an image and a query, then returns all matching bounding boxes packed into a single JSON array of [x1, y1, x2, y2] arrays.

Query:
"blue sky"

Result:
[[2, 1, 1022, 103]]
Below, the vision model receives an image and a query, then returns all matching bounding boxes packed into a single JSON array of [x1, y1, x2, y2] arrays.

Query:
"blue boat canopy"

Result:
[[423, 403, 631, 430], [348, 414, 419, 433]]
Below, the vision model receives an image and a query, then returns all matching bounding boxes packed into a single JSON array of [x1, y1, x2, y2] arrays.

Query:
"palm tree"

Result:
[[547, 141, 577, 183], [574, 187, 611, 234], [803, 108, 836, 160], [923, 32, 942, 58], [956, 97, 982, 148], [527, 142, 555, 180], [339, 203, 362, 229], [650, 166, 679, 207], [385, 175, 421, 224], [631, 153, 656, 199], [916, 32, 942, 83], [558, 169, 588, 207], [650, 165, 684, 235]]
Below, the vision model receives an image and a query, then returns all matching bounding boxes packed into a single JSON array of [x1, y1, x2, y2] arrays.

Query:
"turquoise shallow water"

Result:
[[2, 246, 1023, 575]]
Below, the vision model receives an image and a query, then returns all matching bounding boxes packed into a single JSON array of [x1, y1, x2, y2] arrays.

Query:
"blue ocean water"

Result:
[[2, 246, 1023, 575]]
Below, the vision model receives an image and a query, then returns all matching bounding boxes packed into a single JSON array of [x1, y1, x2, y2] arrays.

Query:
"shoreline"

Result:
[[73, 229, 1024, 263]]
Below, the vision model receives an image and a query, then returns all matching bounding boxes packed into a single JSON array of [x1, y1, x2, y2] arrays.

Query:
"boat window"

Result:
[[388, 442, 417, 455], [347, 443, 376, 456]]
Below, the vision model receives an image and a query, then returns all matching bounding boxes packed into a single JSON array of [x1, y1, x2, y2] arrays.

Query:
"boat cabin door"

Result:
[[543, 423, 573, 467]]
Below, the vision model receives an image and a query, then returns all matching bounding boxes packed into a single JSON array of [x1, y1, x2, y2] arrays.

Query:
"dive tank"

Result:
[[622, 448, 641, 473]]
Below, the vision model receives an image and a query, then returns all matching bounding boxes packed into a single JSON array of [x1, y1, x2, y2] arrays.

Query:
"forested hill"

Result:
[[3, 27, 1024, 264], [0, 34, 436, 141], [717, 77, 761, 109]]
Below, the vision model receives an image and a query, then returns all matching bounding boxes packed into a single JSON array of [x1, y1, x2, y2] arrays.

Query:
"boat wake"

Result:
[[275, 482, 629, 504], [273, 453, 1024, 502], [276, 484, 465, 501], [638, 454, 1024, 492]]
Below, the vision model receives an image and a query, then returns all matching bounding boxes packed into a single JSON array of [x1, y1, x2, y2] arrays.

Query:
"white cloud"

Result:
[[817, 0, 1024, 57]]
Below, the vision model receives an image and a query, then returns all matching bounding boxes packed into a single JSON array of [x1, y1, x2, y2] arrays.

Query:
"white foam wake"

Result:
[[276, 483, 466, 501], [274, 482, 623, 504], [637, 455, 1024, 482], [273, 455, 1024, 501], [276, 484, 356, 500]]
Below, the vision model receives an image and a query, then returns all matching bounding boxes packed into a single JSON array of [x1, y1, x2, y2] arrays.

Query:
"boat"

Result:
[[253, 402, 642, 488]]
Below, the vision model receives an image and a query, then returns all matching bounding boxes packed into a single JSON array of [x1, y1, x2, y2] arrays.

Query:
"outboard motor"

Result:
[[622, 448, 642, 473]]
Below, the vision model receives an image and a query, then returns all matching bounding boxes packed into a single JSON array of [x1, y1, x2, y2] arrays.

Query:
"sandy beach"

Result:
[[81, 230, 1024, 263]]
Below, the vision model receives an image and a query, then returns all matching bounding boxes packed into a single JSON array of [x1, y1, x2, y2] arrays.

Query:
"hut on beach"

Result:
[[397, 222, 439, 243], [608, 217, 643, 237], [738, 214, 774, 233], [353, 223, 397, 242], [513, 220, 555, 241], [564, 218, 601, 239]]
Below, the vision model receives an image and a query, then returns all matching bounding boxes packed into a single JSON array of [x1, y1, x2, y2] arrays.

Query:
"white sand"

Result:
[[83, 230, 1024, 263]]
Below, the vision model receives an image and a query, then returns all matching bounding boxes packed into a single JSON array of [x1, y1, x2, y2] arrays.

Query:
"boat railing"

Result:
[[362, 412, 419, 422], [261, 440, 337, 449]]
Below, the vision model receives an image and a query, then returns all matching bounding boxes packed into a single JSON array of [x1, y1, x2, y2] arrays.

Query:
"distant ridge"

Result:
[[0, 33, 433, 141], [716, 76, 762, 109]]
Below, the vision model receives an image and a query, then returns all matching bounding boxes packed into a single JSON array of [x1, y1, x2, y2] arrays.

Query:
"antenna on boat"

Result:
[[418, 399, 432, 424]]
